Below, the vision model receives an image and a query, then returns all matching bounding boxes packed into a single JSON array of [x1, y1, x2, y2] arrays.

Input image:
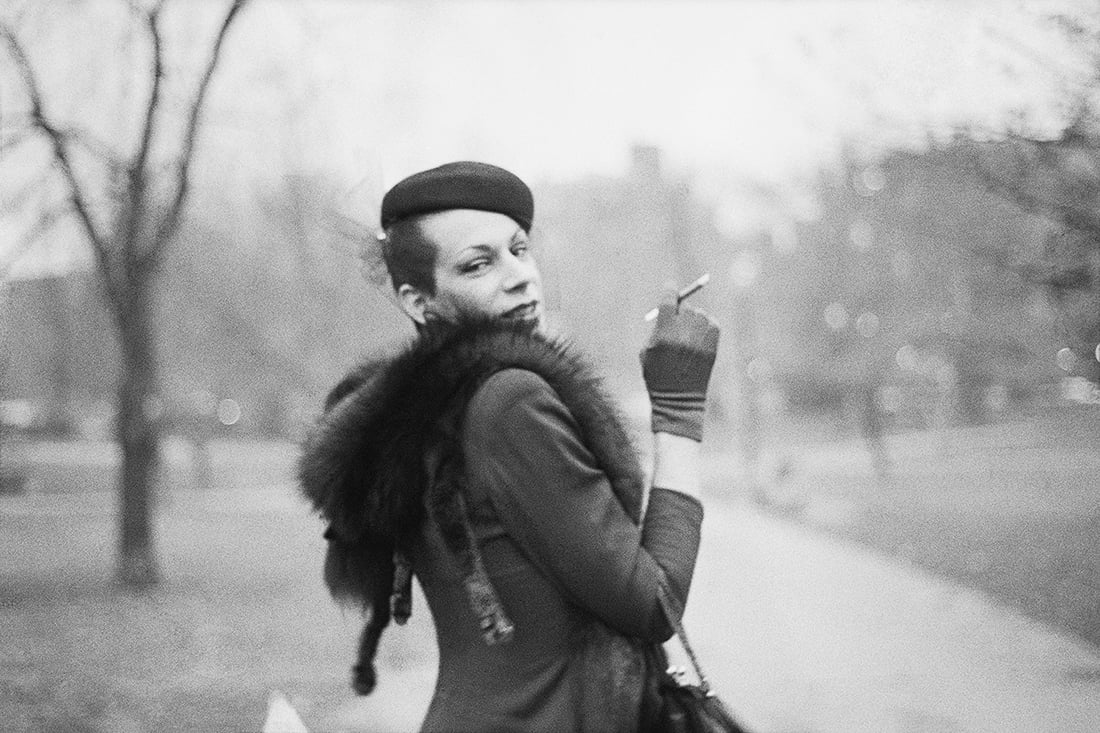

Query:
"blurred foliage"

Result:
[[1, 169, 410, 441], [962, 5, 1100, 383], [745, 141, 1065, 428]]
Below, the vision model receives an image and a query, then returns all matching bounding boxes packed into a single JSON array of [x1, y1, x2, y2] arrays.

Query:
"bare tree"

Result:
[[0, 0, 251, 587], [965, 9, 1100, 380]]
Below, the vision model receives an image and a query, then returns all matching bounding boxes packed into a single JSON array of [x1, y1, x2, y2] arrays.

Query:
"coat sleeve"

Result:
[[462, 368, 703, 641]]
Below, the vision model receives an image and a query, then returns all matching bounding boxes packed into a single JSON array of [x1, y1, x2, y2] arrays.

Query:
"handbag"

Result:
[[640, 581, 750, 733]]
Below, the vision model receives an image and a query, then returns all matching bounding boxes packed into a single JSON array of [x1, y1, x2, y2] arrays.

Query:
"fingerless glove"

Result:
[[640, 298, 720, 442]]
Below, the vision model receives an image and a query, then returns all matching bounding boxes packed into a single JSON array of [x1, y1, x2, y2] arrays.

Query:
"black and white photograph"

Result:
[[1, 1, 1099, 731]]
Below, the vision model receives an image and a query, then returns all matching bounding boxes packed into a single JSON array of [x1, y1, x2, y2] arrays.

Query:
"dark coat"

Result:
[[298, 320, 704, 732]]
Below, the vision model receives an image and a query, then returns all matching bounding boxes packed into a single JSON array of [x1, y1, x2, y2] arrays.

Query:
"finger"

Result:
[[677, 303, 716, 329], [704, 316, 721, 351], [671, 305, 720, 345], [656, 285, 679, 322]]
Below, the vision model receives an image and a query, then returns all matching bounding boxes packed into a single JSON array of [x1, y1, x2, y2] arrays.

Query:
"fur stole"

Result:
[[296, 318, 646, 692]]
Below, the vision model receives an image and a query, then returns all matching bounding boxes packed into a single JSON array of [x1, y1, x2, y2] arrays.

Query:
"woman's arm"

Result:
[[640, 288, 721, 600], [464, 293, 719, 640], [650, 432, 701, 500], [645, 431, 704, 608], [464, 369, 701, 642]]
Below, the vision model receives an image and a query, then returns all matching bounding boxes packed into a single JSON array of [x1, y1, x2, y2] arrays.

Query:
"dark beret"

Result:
[[380, 161, 534, 232]]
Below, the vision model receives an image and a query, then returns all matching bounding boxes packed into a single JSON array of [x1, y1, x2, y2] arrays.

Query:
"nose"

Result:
[[501, 250, 538, 293]]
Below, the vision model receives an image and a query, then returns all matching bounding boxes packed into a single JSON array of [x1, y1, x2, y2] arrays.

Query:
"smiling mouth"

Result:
[[502, 302, 539, 320]]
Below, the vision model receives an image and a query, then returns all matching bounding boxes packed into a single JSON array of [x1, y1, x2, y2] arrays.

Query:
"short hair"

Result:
[[380, 217, 437, 294]]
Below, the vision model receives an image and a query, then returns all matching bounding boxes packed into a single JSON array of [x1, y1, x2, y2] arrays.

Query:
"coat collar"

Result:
[[298, 318, 646, 546]]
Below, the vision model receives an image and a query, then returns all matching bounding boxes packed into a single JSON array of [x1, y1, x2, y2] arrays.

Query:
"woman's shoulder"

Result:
[[464, 367, 576, 435], [467, 368, 563, 425], [484, 366, 556, 395]]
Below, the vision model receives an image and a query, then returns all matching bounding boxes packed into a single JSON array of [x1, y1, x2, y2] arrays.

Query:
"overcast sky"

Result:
[[243, 1, 1089, 190], [1, 0, 1093, 276]]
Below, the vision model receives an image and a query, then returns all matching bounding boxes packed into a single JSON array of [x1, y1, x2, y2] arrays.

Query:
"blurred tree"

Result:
[[864, 145, 1057, 424], [968, 132, 1100, 383], [764, 143, 1058, 433], [0, 0, 250, 587], [966, 8, 1100, 383], [537, 146, 719, 381], [0, 283, 7, 491]]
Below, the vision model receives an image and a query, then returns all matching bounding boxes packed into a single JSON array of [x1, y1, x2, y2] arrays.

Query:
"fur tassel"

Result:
[[428, 481, 515, 644], [390, 550, 413, 625], [351, 613, 386, 695]]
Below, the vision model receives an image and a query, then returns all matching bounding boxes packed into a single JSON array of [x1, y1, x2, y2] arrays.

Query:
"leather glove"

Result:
[[640, 287, 720, 442]]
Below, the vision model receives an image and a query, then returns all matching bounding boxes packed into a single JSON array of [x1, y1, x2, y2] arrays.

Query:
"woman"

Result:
[[298, 161, 720, 732]]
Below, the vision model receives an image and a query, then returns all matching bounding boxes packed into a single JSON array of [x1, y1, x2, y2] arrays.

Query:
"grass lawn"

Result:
[[0, 467, 437, 731], [742, 404, 1100, 650]]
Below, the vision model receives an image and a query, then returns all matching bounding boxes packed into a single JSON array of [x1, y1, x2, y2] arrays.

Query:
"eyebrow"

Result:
[[453, 229, 526, 260], [456, 244, 495, 258]]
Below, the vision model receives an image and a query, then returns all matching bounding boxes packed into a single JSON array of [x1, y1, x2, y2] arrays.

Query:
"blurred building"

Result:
[[2, 273, 114, 436], [534, 145, 761, 467], [536, 144, 727, 386], [747, 141, 1068, 429]]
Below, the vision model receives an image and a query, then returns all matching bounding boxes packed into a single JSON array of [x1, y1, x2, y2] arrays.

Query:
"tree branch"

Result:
[[969, 142, 1100, 241], [0, 169, 53, 213], [125, 3, 166, 272], [58, 126, 126, 169], [131, 4, 163, 196], [2, 124, 121, 165], [1, 112, 36, 132], [321, 209, 374, 247], [147, 0, 249, 267], [126, 0, 167, 16], [0, 125, 36, 155], [0, 204, 70, 282], [0, 23, 114, 271]]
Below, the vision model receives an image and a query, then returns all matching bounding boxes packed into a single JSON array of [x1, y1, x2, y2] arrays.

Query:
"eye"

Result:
[[461, 257, 491, 275], [511, 241, 530, 257]]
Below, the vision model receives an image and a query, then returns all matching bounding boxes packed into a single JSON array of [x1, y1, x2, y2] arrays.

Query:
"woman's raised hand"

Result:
[[640, 287, 721, 442]]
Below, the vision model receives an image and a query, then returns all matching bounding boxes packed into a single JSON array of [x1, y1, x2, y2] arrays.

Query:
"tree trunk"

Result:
[[114, 279, 161, 589]]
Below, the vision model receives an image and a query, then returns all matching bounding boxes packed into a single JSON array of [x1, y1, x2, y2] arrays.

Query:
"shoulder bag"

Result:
[[641, 581, 750, 733]]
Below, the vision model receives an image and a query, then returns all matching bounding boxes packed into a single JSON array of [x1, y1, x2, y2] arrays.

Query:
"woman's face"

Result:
[[401, 209, 545, 330]]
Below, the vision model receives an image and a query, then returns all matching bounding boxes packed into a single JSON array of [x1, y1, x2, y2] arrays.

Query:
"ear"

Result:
[[397, 283, 430, 325]]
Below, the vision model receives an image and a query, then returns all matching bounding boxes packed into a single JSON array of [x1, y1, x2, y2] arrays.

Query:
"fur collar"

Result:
[[297, 318, 648, 693], [297, 318, 646, 551]]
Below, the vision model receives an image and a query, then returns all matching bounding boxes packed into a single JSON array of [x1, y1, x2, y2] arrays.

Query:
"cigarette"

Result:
[[643, 272, 711, 322]]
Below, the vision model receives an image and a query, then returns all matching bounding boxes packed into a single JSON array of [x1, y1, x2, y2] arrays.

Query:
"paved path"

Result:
[[691, 501, 1100, 733]]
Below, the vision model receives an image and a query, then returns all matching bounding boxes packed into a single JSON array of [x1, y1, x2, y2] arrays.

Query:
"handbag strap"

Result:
[[656, 579, 712, 696]]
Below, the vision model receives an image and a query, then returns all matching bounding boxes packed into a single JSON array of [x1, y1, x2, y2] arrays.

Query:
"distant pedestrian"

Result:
[[297, 162, 720, 731], [859, 380, 890, 482]]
